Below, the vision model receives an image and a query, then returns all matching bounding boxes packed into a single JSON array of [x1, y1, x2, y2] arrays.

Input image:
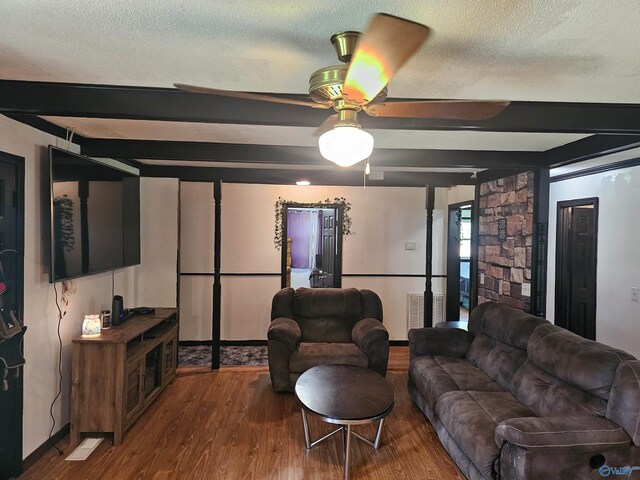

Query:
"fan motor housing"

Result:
[[308, 64, 387, 105]]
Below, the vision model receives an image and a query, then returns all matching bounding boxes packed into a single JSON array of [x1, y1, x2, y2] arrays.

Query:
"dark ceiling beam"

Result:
[[81, 139, 540, 168], [2, 80, 640, 134], [140, 165, 475, 187], [542, 134, 640, 168]]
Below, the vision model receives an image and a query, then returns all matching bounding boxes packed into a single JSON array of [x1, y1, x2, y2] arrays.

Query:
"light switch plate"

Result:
[[632, 287, 639, 302], [480, 273, 485, 284]]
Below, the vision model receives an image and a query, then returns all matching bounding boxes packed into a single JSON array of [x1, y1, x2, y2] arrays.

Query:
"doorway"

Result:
[[555, 198, 598, 340], [281, 203, 342, 289], [446, 202, 473, 323], [0, 151, 25, 479]]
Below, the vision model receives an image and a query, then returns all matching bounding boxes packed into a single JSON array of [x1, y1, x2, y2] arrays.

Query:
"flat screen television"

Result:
[[49, 146, 140, 283]]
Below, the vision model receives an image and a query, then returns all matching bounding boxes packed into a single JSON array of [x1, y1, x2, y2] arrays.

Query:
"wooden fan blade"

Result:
[[342, 14, 430, 105], [313, 114, 339, 137], [364, 99, 510, 120], [173, 83, 330, 109]]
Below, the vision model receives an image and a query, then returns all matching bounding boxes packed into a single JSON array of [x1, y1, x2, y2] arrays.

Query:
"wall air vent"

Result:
[[406, 293, 424, 330], [407, 293, 446, 329]]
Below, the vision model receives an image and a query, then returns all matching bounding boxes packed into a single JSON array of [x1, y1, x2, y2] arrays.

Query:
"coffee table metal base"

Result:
[[300, 408, 389, 480]]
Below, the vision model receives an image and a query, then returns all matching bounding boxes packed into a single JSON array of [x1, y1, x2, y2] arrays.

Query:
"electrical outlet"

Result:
[[521, 283, 531, 297], [632, 287, 640, 302]]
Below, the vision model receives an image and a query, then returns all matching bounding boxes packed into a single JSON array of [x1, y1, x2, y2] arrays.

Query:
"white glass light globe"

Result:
[[318, 126, 374, 167]]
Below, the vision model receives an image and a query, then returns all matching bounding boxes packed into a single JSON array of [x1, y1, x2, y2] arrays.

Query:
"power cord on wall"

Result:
[[48, 282, 65, 456]]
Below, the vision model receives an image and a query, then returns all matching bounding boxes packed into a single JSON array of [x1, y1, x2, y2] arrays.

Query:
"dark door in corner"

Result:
[[446, 202, 473, 322], [555, 199, 598, 340], [0, 153, 25, 479]]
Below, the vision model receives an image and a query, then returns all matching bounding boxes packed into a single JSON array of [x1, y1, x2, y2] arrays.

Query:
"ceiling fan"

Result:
[[175, 13, 509, 167]]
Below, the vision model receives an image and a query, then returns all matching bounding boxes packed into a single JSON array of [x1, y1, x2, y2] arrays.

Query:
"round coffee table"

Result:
[[295, 364, 395, 480]]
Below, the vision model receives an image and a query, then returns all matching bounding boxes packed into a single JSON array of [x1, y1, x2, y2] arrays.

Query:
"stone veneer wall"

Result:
[[478, 171, 534, 311]]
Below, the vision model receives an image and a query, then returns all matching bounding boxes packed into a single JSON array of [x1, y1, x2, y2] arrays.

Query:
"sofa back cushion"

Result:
[[271, 287, 382, 343], [512, 324, 636, 417], [466, 302, 549, 390]]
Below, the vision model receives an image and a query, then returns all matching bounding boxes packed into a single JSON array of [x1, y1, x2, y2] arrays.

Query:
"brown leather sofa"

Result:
[[267, 287, 389, 392], [408, 302, 640, 480]]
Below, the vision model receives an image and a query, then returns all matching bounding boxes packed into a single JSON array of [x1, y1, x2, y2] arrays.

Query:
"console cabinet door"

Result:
[[163, 332, 177, 383], [125, 358, 144, 425]]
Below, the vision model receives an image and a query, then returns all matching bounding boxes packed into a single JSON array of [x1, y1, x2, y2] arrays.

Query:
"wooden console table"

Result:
[[70, 308, 178, 446]]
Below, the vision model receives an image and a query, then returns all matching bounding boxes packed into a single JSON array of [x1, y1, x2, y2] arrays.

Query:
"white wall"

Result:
[[447, 185, 476, 206], [432, 186, 476, 303], [218, 183, 428, 340], [0, 116, 177, 457], [179, 182, 214, 340], [136, 177, 179, 307], [547, 163, 640, 358]]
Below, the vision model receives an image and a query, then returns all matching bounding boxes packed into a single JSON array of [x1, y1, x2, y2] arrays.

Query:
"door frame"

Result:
[[280, 202, 343, 289], [0, 150, 25, 478], [554, 197, 598, 336], [446, 201, 474, 322]]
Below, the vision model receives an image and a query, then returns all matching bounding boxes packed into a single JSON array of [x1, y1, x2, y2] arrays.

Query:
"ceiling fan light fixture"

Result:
[[318, 125, 374, 167]]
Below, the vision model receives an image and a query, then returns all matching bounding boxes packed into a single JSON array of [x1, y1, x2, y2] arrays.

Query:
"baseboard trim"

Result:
[[22, 422, 70, 472], [182, 340, 406, 347], [220, 340, 268, 346], [178, 340, 211, 347]]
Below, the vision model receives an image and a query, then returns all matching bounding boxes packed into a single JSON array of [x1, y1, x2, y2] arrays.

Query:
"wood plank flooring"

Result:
[[20, 347, 464, 480]]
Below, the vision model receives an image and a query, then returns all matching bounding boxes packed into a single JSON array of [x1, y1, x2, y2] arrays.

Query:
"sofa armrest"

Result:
[[352, 318, 389, 354], [495, 417, 632, 454], [267, 317, 301, 352], [408, 328, 473, 360]]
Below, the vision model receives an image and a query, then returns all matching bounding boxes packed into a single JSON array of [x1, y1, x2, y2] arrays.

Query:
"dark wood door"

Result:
[[556, 200, 598, 340], [0, 154, 24, 479], [322, 209, 336, 284]]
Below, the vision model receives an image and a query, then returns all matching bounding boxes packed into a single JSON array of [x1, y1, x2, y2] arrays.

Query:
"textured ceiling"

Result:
[[2, 0, 640, 103]]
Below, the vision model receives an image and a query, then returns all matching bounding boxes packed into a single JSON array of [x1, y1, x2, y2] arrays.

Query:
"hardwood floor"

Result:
[[21, 347, 463, 480]]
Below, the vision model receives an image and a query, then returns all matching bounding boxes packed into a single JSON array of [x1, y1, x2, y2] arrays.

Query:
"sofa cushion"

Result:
[[466, 334, 529, 391], [528, 324, 635, 401], [469, 302, 549, 350], [511, 324, 637, 419], [288, 342, 368, 373], [511, 360, 609, 417], [436, 390, 534, 479], [466, 303, 549, 390], [410, 356, 504, 414]]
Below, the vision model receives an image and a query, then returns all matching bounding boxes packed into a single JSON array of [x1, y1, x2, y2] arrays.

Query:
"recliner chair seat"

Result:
[[289, 342, 369, 373]]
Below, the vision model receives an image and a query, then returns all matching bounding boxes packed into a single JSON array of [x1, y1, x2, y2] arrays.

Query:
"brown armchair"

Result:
[[267, 287, 389, 392]]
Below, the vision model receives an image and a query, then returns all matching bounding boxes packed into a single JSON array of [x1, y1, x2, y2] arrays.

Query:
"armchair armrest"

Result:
[[408, 328, 473, 360], [495, 417, 631, 454], [267, 317, 301, 352], [352, 318, 388, 354]]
